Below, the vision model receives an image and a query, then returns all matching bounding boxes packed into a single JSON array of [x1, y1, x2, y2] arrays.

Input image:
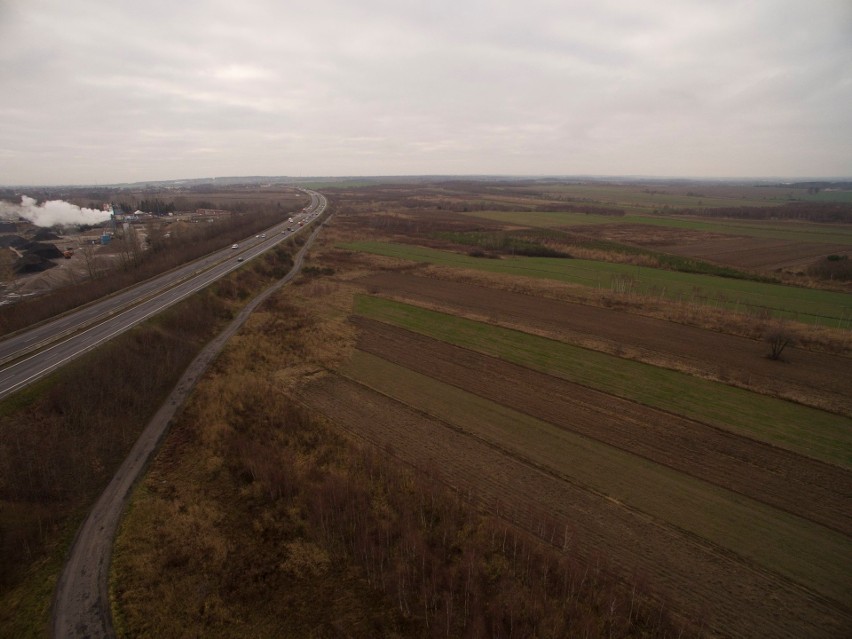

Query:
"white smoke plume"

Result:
[[0, 195, 112, 228]]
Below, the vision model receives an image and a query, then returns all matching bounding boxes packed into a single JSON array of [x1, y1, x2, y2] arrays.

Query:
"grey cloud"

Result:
[[0, 0, 849, 184]]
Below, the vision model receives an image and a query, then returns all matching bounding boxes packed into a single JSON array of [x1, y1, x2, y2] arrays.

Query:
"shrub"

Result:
[[765, 323, 796, 360], [808, 254, 852, 281]]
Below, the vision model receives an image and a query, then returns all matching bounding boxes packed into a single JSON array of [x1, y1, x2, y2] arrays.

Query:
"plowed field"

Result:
[[352, 317, 852, 536], [300, 374, 852, 638], [561, 221, 851, 272], [660, 237, 851, 272]]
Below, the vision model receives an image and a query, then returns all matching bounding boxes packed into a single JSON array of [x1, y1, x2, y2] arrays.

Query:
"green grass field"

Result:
[[343, 241, 852, 327], [354, 295, 852, 467], [343, 350, 852, 605]]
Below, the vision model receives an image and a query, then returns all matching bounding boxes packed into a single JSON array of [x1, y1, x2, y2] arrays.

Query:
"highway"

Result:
[[0, 189, 327, 401]]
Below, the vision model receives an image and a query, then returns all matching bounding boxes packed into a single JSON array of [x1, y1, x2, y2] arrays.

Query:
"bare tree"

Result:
[[79, 242, 101, 280], [765, 322, 795, 360], [127, 224, 143, 266], [144, 219, 166, 254], [0, 247, 16, 284]]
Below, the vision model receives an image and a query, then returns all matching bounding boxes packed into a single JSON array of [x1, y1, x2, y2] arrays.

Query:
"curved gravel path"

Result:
[[51, 217, 328, 639]]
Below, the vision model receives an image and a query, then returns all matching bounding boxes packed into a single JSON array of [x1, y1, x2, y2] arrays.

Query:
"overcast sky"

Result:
[[1, 0, 850, 185]]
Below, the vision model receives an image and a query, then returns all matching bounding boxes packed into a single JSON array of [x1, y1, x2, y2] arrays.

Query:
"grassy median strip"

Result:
[[342, 241, 852, 326], [354, 295, 852, 468], [342, 350, 852, 605]]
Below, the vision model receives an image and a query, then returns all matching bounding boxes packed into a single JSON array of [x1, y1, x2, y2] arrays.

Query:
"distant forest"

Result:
[[681, 202, 852, 223]]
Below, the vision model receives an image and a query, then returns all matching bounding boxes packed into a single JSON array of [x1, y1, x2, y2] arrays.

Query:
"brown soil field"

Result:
[[355, 272, 852, 416], [351, 317, 852, 536], [660, 237, 850, 272], [299, 375, 852, 639], [571, 222, 849, 272], [570, 223, 733, 247]]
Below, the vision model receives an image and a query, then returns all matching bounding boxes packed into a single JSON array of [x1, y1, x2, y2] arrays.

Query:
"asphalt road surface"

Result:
[[51, 209, 329, 639], [0, 190, 327, 400]]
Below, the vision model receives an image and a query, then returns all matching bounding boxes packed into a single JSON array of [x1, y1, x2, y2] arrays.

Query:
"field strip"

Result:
[[356, 272, 852, 413], [464, 209, 852, 245], [352, 316, 852, 535], [299, 375, 852, 639], [341, 349, 852, 605], [355, 295, 852, 467], [512, 186, 790, 209], [513, 184, 776, 208], [342, 241, 852, 326]]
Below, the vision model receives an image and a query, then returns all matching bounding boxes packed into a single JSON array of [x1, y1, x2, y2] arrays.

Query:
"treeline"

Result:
[[437, 201, 625, 216], [533, 202, 626, 216], [675, 202, 852, 223], [434, 231, 572, 258], [116, 198, 175, 215], [808, 254, 852, 281], [0, 209, 286, 337], [436, 200, 523, 213], [333, 184, 627, 217]]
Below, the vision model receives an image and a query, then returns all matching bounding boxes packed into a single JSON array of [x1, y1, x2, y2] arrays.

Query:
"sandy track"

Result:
[[300, 375, 852, 639], [353, 317, 852, 536], [356, 272, 852, 414]]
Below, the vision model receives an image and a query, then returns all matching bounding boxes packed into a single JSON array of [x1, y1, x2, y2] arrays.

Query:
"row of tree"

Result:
[[674, 202, 852, 223], [114, 198, 175, 215]]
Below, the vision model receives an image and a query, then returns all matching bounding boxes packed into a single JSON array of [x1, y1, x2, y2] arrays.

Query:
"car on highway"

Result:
[[261, 234, 266, 238], [231, 244, 239, 249], [237, 257, 244, 262]]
